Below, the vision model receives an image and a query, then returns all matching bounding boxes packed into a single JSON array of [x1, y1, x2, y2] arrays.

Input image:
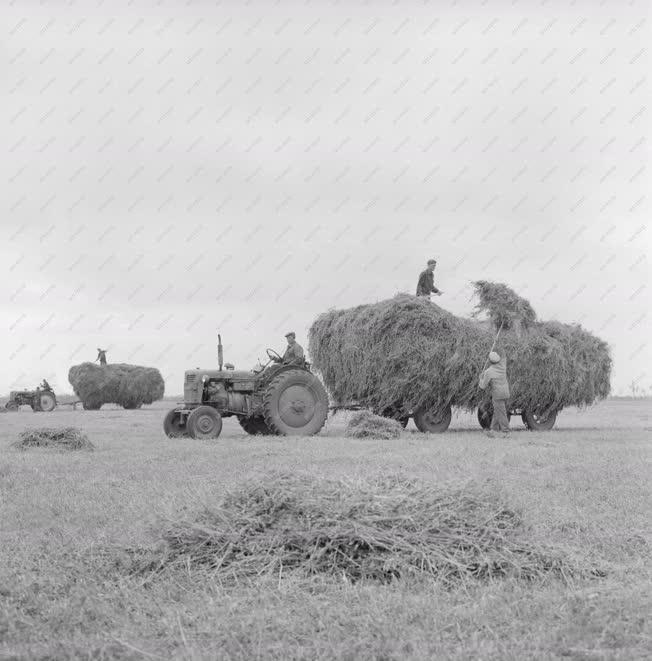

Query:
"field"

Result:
[[1, 400, 651, 660]]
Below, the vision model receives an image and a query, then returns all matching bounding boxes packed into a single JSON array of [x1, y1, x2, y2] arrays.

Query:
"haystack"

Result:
[[68, 362, 164, 410], [345, 410, 403, 439], [308, 282, 611, 417], [156, 472, 570, 584], [13, 427, 94, 450]]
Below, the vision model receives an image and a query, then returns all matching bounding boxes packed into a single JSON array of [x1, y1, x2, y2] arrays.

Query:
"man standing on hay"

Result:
[[95, 348, 108, 366], [479, 351, 511, 437], [416, 259, 442, 298], [271, 332, 305, 366]]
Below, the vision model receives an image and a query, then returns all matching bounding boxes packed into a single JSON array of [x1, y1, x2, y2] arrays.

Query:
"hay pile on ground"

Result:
[[308, 283, 611, 417], [68, 362, 164, 410], [12, 427, 94, 450], [156, 472, 571, 584], [345, 410, 403, 439]]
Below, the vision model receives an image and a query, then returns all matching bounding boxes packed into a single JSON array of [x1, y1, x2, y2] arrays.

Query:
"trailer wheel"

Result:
[[379, 407, 409, 429], [522, 409, 557, 431], [413, 404, 452, 433], [163, 409, 187, 438], [477, 403, 512, 430], [186, 406, 223, 439]]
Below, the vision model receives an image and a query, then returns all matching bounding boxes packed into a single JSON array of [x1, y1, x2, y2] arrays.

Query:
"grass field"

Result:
[[1, 400, 651, 660]]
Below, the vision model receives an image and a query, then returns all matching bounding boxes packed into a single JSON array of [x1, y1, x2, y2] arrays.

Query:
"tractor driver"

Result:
[[272, 332, 305, 366]]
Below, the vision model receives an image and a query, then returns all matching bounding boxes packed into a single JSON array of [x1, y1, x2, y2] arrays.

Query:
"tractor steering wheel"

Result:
[[266, 348, 282, 362]]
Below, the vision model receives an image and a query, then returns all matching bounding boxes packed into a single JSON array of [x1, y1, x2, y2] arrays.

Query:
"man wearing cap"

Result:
[[273, 332, 305, 366], [416, 259, 442, 297], [479, 350, 511, 437]]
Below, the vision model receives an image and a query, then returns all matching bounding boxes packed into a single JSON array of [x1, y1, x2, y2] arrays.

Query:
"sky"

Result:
[[2, 0, 650, 397]]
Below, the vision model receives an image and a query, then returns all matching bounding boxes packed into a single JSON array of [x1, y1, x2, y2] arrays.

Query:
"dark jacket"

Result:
[[479, 353, 511, 400], [416, 269, 439, 296], [282, 342, 305, 366]]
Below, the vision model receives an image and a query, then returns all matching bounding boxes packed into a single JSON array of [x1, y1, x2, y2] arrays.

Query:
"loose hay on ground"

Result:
[[345, 410, 403, 439], [154, 473, 577, 585], [12, 426, 94, 451]]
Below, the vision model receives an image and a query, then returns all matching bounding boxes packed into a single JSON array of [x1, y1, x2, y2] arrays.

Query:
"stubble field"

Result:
[[1, 400, 651, 660]]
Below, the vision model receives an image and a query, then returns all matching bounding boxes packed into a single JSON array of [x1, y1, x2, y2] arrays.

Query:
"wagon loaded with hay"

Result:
[[68, 362, 165, 410], [309, 281, 611, 432]]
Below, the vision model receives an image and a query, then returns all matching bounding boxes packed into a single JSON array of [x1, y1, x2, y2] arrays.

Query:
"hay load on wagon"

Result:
[[308, 281, 611, 431], [68, 362, 165, 410]]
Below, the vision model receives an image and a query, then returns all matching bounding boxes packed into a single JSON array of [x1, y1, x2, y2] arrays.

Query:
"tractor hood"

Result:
[[185, 368, 254, 381]]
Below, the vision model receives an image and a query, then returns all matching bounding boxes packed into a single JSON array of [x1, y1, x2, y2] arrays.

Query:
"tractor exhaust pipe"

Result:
[[218, 334, 223, 371]]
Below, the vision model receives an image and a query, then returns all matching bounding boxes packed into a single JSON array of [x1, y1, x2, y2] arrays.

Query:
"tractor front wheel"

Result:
[[186, 406, 223, 439], [5, 401, 18, 411], [413, 404, 452, 433], [522, 409, 557, 431], [163, 409, 187, 438], [263, 369, 329, 436]]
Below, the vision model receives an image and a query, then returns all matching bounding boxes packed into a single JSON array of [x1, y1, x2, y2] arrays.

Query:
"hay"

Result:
[[346, 410, 402, 439], [308, 289, 611, 416], [472, 280, 537, 331], [68, 362, 165, 410], [155, 472, 571, 584], [13, 426, 94, 451]]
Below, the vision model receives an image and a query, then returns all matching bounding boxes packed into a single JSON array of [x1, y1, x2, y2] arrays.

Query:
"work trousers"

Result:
[[490, 398, 510, 432]]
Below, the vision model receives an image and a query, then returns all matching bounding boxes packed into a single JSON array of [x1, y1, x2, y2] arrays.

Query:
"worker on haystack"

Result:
[[272, 332, 305, 366], [96, 348, 108, 366], [479, 350, 511, 437], [416, 259, 442, 298]]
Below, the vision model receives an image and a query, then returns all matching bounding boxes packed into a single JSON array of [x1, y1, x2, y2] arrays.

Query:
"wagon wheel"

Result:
[[477, 403, 512, 430], [522, 409, 557, 431], [413, 404, 452, 433], [238, 415, 276, 435], [379, 406, 409, 429]]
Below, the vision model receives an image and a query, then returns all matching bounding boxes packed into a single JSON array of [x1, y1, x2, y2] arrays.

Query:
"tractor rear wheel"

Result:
[[163, 409, 187, 438], [263, 369, 329, 436], [38, 393, 56, 412], [413, 404, 452, 433], [522, 409, 557, 431], [238, 415, 275, 436], [477, 403, 512, 430]]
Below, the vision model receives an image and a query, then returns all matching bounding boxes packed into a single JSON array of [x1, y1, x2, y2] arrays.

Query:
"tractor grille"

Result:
[[185, 373, 197, 383]]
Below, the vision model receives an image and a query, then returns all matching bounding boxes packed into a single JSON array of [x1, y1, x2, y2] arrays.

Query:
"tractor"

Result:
[[163, 336, 329, 439], [5, 380, 57, 412]]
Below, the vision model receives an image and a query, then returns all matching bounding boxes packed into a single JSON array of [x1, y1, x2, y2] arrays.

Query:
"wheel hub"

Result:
[[278, 385, 316, 428], [197, 414, 216, 433]]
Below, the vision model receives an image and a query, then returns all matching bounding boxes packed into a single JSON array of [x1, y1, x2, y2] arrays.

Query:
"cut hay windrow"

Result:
[[345, 410, 403, 440], [155, 472, 573, 585], [13, 426, 94, 451], [68, 362, 165, 410], [308, 283, 611, 417]]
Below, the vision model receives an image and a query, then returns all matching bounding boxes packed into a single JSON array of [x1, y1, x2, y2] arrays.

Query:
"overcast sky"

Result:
[[2, 0, 649, 397]]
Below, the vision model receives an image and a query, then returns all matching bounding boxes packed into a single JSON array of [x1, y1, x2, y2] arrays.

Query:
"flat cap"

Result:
[[285, 331, 296, 338], [427, 258, 437, 265]]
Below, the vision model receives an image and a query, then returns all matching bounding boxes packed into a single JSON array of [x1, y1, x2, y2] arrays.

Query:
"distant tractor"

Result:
[[5, 380, 57, 412], [164, 336, 329, 439]]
